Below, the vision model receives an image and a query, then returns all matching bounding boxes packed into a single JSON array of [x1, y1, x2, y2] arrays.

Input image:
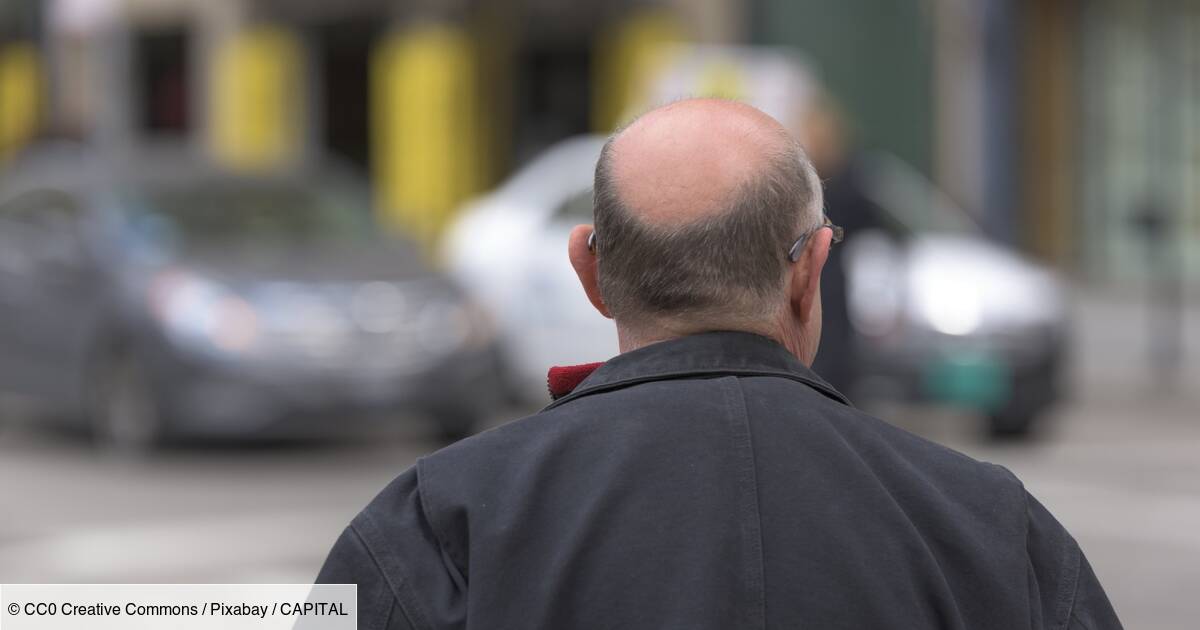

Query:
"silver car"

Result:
[[843, 153, 1067, 436]]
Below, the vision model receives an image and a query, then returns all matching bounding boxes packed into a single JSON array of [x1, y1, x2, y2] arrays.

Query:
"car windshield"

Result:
[[860, 153, 981, 236], [554, 189, 594, 222], [122, 179, 378, 249]]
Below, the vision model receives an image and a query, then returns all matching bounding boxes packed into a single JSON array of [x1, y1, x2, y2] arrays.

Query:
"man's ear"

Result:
[[568, 224, 612, 319], [789, 227, 832, 322]]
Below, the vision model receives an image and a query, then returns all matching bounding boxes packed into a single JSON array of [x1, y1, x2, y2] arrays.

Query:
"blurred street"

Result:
[[1, 287, 1197, 628], [1, 1, 1199, 627]]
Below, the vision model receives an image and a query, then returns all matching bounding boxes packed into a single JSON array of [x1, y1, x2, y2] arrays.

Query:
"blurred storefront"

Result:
[[751, 0, 1199, 287], [1072, 0, 1200, 284], [2, 0, 1196, 283], [0, 2, 43, 163], [750, 0, 934, 183], [0, 0, 740, 243], [1014, 0, 1200, 286]]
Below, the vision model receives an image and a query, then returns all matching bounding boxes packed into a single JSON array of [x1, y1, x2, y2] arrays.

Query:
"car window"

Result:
[[859, 153, 980, 236], [553, 189, 593, 222], [122, 179, 381, 249]]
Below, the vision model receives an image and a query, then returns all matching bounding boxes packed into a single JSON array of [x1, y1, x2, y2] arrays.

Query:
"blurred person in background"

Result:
[[800, 93, 889, 394], [314, 99, 1119, 629]]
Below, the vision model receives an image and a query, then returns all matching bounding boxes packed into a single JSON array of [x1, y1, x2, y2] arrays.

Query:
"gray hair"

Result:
[[592, 134, 824, 329]]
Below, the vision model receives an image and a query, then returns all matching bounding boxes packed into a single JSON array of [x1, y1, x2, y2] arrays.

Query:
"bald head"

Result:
[[587, 98, 825, 337], [608, 99, 795, 226]]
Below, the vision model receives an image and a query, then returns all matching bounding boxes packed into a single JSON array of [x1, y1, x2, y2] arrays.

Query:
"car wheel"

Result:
[[986, 356, 1060, 439], [986, 405, 1037, 439], [88, 348, 164, 452]]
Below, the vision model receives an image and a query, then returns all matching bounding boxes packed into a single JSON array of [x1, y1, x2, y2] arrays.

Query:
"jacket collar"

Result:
[[544, 331, 850, 410]]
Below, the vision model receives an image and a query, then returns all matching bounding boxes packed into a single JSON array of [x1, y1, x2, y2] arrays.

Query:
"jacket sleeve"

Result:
[[1066, 552, 1121, 630], [314, 467, 467, 630], [1024, 491, 1122, 630]]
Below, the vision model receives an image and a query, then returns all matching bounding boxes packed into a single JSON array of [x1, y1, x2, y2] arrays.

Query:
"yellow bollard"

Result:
[[371, 23, 480, 246], [209, 25, 302, 171], [0, 42, 41, 163]]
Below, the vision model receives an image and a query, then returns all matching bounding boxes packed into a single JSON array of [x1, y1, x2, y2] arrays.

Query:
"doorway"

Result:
[[132, 26, 191, 135], [314, 19, 382, 172], [511, 40, 593, 167]]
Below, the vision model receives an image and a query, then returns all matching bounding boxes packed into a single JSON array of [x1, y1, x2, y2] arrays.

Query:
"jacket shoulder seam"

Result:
[[1057, 541, 1083, 630], [1026, 482, 1082, 630], [1068, 609, 1096, 630], [346, 520, 430, 630], [416, 458, 469, 578]]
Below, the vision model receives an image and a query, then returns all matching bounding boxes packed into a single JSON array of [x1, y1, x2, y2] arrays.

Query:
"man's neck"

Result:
[[616, 320, 805, 362], [616, 327, 677, 354]]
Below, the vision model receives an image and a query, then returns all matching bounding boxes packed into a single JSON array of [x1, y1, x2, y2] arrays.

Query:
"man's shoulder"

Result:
[[746, 374, 1017, 470], [740, 373, 1028, 515], [432, 402, 574, 454], [421, 375, 1024, 507], [415, 403, 586, 486]]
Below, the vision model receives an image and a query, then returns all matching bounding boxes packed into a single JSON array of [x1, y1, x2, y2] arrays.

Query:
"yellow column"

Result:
[[372, 23, 480, 245], [0, 42, 41, 163], [209, 25, 303, 171], [593, 9, 686, 132]]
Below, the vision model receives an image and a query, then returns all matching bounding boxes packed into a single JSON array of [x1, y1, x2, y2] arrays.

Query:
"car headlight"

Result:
[[412, 298, 472, 354], [909, 266, 983, 336], [149, 269, 260, 356]]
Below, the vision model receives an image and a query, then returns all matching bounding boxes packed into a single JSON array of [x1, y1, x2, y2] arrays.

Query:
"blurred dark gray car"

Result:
[[0, 146, 501, 449]]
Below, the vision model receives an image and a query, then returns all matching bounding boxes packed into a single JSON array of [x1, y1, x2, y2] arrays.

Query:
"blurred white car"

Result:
[[442, 137, 612, 401], [442, 137, 1067, 435]]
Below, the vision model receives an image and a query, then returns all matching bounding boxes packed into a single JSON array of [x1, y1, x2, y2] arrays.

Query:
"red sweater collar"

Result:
[[547, 362, 604, 400]]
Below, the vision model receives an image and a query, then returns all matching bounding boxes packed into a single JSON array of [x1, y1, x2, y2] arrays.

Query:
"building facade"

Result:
[[3, 0, 1197, 285]]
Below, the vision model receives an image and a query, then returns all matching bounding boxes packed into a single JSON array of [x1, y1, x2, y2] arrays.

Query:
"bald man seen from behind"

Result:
[[314, 99, 1121, 630]]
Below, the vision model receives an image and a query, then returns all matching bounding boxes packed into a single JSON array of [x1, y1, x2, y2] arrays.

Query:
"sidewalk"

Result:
[[1067, 284, 1200, 413]]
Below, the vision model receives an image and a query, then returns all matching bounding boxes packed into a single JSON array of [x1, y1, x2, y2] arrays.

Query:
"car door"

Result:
[[0, 191, 99, 403]]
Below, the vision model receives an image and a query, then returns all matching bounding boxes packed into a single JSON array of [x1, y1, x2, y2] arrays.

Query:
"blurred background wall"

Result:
[[2, 0, 1196, 287]]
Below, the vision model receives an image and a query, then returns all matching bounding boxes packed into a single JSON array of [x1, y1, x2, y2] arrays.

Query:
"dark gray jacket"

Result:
[[316, 331, 1120, 630]]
